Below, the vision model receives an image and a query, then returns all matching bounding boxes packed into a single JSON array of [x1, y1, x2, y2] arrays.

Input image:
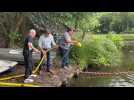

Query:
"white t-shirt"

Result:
[[38, 34, 56, 49]]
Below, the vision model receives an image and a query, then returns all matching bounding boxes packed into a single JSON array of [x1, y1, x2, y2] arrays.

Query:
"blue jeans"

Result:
[[41, 50, 52, 70], [60, 48, 70, 68]]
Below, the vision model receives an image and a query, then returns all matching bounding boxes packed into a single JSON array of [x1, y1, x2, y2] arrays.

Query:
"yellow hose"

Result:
[[0, 82, 40, 87], [0, 74, 24, 81], [0, 54, 46, 81], [0, 41, 80, 86], [0, 53, 46, 87], [0, 47, 55, 81], [0, 47, 56, 87], [33, 54, 46, 74]]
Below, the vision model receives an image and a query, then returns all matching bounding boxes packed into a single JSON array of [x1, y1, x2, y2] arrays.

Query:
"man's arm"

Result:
[[51, 36, 59, 48], [64, 34, 78, 45], [38, 36, 46, 54], [65, 40, 78, 44], [38, 46, 45, 55], [28, 42, 39, 53]]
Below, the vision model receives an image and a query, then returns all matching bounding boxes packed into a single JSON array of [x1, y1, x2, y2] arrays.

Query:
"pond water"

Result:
[[69, 41, 134, 87], [69, 73, 134, 87]]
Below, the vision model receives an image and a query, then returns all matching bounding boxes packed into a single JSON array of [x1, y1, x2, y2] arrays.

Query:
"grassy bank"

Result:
[[120, 34, 134, 41], [92, 34, 134, 41]]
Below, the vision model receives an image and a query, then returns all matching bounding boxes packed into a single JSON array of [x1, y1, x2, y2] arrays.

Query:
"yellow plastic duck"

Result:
[[76, 41, 82, 47]]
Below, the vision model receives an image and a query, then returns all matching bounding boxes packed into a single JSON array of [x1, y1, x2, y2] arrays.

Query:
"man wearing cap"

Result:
[[59, 27, 78, 70], [38, 29, 57, 74]]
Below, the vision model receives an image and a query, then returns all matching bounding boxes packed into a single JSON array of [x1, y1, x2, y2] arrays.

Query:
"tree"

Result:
[[0, 12, 25, 47]]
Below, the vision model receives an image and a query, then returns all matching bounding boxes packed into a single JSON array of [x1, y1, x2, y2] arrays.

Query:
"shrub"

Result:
[[8, 32, 23, 48], [106, 32, 124, 49], [70, 33, 124, 69]]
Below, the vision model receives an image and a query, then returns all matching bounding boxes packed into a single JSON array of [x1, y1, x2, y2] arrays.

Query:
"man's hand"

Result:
[[42, 50, 46, 55], [35, 49, 40, 53], [54, 45, 59, 49], [72, 40, 79, 45]]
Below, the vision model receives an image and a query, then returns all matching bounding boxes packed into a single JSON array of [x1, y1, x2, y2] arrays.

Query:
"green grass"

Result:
[[120, 34, 134, 41], [92, 34, 134, 41]]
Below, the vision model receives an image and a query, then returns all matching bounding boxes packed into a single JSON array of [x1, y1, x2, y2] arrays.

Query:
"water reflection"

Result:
[[69, 41, 134, 87], [69, 74, 134, 87]]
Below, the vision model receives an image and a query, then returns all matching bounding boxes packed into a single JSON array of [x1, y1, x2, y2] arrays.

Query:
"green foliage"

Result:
[[106, 32, 124, 49], [70, 46, 86, 68], [99, 14, 113, 33], [96, 12, 134, 34], [70, 34, 124, 69], [76, 13, 100, 33], [121, 34, 134, 41], [1, 12, 134, 45], [127, 28, 134, 33], [8, 32, 23, 48], [1, 12, 134, 48]]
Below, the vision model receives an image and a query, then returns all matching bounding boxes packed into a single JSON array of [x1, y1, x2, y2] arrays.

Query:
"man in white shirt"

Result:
[[38, 29, 56, 74]]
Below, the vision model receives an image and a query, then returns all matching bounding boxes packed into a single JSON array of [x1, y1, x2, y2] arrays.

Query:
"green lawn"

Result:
[[92, 34, 134, 41], [120, 34, 134, 41]]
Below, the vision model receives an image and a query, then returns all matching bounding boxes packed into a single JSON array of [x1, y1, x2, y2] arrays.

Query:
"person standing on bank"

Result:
[[23, 29, 40, 83], [59, 27, 78, 70], [38, 29, 57, 74]]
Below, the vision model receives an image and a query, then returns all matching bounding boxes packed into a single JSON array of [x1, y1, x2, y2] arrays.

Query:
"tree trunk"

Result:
[[82, 31, 86, 41], [14, 15, 24, 33]]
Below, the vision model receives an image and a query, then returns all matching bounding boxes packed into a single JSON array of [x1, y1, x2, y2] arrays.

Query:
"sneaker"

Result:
[[30, 74, 37, 78], [67, 65, 72, 69], [63, 66, 69, 70], [24, 78, 34, 83]]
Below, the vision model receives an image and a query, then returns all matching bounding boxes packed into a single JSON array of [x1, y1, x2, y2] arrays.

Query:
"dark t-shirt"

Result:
[[23, 35, 33, 53]]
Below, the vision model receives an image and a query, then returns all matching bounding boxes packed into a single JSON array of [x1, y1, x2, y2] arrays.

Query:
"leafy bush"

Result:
[[8, 32, 23, 48], [70, 33, 124, 69], [106, 32, 124, 49], [69, 32, 87, 69], [70, 44, 87, 69]]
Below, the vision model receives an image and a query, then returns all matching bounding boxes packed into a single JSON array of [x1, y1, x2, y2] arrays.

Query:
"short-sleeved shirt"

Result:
[[23, 35, 33, 52], [60, 32, 72, 49], [38, 34, 56, 49]]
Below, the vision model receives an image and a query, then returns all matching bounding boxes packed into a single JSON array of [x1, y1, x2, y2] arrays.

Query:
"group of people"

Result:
[[23, 28, 79, 83]]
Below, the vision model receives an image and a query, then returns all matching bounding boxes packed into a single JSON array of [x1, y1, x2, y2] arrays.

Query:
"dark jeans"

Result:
[[40, 49, 52, 70], [60, 47, 70, 68], [23, 50, 34, 79]]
